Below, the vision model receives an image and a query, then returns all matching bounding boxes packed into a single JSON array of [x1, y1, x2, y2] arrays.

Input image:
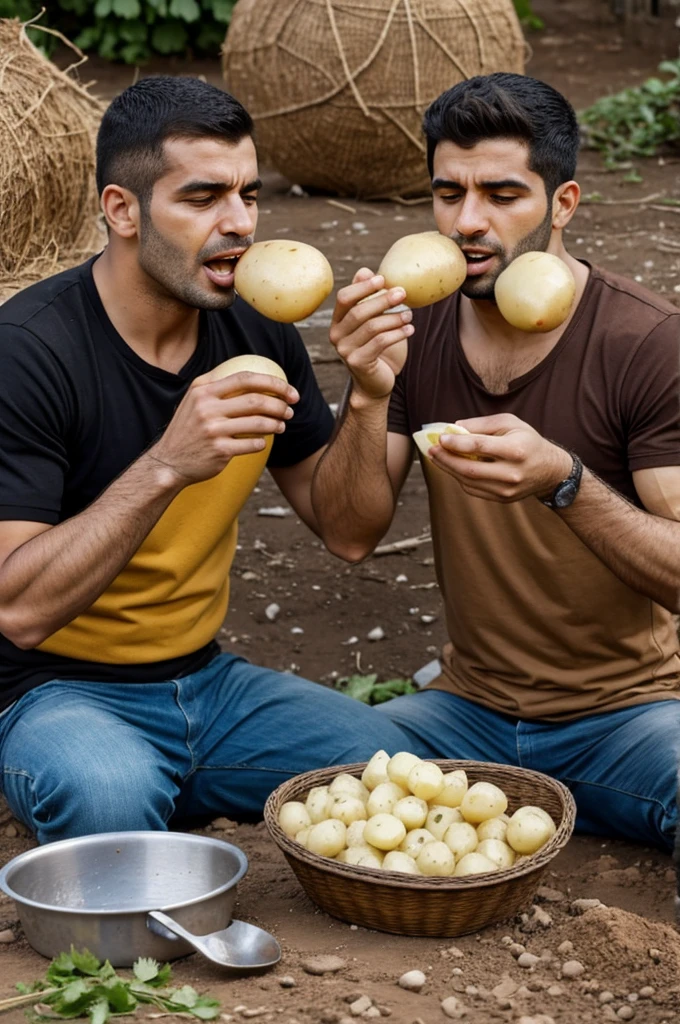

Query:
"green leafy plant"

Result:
[[580, 58, 680, 168], [334, 672, 418, 705], [512, 0, 544, 30], [0, 0, 236, 62], [0, 946, 221, 1022]]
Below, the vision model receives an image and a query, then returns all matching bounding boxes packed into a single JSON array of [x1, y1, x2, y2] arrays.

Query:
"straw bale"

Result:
[[0, 19, 105, 295], [223, 0, 526, 199]]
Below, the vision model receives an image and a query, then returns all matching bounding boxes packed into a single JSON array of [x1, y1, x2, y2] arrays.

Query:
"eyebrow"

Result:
[[174, 177, 262, 196], [432, 177, 531, 192]]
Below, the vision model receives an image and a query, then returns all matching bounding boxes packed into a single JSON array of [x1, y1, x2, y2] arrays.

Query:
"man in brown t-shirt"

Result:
[[311, 73, 680, 852]]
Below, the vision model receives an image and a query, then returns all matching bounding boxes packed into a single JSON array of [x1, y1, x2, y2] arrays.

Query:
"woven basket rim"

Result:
[[264, 759, 576, 892]]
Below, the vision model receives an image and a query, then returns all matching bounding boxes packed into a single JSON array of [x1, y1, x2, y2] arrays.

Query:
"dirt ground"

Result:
[[2, 0, 680, 1020]]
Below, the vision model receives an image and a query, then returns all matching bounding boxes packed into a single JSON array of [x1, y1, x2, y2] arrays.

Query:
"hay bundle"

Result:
[[223, 0, 526, 199], [0, 19, 104, 290]]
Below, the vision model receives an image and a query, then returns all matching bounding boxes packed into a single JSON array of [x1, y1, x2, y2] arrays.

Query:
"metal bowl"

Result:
[[0, 831, 248, 966]]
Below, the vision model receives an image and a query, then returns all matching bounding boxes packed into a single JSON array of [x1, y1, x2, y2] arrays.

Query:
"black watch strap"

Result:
[[540, 451, 583, 510]]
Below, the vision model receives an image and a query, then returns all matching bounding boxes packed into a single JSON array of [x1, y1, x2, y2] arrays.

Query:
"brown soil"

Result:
[[2, 1, 680, 1021]]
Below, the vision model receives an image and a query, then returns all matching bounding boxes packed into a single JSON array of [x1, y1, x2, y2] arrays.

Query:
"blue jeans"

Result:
[[0, 653, 410, 844], [378, 690, 680, 851]]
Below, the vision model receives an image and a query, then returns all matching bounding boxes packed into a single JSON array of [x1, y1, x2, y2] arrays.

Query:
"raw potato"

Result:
[[506, 812, 554, 855], [417, 840, 455, 876], [339, 846, 384, 869], [378, 231, 467, 309], [476, 816, 509, 843], [295, 825, 313, 848], [363, 813, 407, 851], [329, 794, 367, 826], [412, 422, 480, 462], [329, 773, 369, 803], [203, 352, 287, 386], [278, 801, 312, 837], [367, 781, 408, 816], [361, 749, 390, 791], [400, 828, 436, 858], [494, 251, 576, 333], [408, 761, 444, 802], [234, 239, 334, 322], [443, 821, 478, 861], [393, 796, 429, 830], [426, 805, 463, 841], [477, 838, 516, 870], [307, 819, 347, 858], [460, 782, 508, 823], [511, 805, 557, 836], [436, 770, 469, 808], [382, 850, 421, 875], [386, 751, 422, 788], [306, 785, 332, 824], [454, 852, 498, 877], [346, 820, 368, 847]]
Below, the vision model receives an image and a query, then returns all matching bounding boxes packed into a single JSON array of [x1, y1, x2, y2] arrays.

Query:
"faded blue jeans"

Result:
[[0, 652, 410, 844], [378, 690, 680, 851]]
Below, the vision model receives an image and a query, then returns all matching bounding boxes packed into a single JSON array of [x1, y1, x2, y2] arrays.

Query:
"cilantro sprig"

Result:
[[0, 947, 221, 1022]]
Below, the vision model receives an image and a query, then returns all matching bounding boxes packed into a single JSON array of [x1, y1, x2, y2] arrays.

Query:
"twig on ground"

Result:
[[326, 198, 356, 214], [580, 192, 664, 206], [373, 533, 431, 555]]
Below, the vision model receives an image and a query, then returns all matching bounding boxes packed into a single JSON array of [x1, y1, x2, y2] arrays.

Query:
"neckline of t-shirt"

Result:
[[454, 259, 595, 396], [80, 255, 211, 383]]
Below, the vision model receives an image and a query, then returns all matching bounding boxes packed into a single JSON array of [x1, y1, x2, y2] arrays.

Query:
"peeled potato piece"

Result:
[[426, 805, 463, 841], [382, 850, 421, 874], [454, 852, 498, 877], [494, 251, 576, 333], [364, 812, 407, 851], [417, 840, 455, 876], [412, 421, 480, 462], [361, 749, 390, 791], [460, 782, 508, 824], [386, 751, 422, 788], [378, 232, 467, 309], [506, 812, 554, 855], [400, 827, 436, 858], [278, 800, 312, 837], [234, 239, 334, 323]]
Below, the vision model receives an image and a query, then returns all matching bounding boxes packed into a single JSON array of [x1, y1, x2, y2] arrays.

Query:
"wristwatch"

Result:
[[540, 451, 583, 510]]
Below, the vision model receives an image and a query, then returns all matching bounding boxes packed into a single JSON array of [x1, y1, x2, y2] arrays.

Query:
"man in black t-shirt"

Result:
[[0, 77, 409, 843]]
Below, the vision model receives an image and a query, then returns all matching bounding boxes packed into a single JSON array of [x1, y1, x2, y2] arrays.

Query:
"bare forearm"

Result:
[[0, 453, 184, 647], [557, 469, 680, 612], [312, 389, 397, 561]]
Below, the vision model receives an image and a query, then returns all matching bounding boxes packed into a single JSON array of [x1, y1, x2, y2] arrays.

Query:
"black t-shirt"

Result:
[[0, 257, 334, 711]]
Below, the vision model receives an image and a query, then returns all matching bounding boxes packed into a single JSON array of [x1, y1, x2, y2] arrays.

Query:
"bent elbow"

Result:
[[0, 608, 49, 650], [323, 537, 374, 563]]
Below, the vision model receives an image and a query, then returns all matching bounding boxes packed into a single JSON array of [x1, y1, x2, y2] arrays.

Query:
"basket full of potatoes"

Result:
[[264, 752, 576, 937]]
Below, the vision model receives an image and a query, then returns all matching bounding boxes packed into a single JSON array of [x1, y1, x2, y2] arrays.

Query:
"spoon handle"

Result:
[[147, 909, 199, 945]]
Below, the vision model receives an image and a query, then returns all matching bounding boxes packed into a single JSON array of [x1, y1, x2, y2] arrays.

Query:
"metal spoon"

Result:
[[147, 910, 281, 971]]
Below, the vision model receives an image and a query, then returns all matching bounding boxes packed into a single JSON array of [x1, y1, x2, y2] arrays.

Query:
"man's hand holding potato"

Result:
[[329, 268, 415, 406], [427, 414, 573, 504]]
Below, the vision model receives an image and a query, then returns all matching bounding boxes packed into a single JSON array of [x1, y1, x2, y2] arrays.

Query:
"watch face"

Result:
[[554, 480, 579, 508]]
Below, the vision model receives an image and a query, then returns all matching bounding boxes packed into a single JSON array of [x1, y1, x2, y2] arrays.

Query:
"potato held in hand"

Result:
[[378, 231, 466, 309], [234, 239, 334, 323], [494, 251, 576, 332], [204, 353, 287, 386], [412, 421, 479, 462]]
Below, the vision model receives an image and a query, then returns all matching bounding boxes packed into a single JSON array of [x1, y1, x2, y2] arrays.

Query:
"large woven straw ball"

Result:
[[223, 0, 525, 199], [0, 19, 104, 280]]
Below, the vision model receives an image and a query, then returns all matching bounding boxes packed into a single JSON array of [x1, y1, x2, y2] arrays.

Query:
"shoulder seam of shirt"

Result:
[[0, 275, 84, 330], [592, 267, 680, 321]]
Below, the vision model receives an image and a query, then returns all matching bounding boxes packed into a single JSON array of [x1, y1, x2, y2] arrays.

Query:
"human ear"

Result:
[[100, 184, 140, 239], [551, 180, 580, 230]]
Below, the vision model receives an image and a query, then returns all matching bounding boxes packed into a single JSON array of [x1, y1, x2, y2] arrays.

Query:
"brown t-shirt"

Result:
[[387, 264, 680, 721]]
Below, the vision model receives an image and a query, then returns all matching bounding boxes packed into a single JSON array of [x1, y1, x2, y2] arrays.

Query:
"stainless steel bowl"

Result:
[[0, 831, 248, 966]]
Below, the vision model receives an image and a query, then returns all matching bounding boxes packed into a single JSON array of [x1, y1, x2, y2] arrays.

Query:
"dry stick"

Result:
[[580, 192, 664, 206], [0, 989, 59, 1013], [373, 533, 432, 555], [327, 198, 357, 214], [649, 204, 680, 215]]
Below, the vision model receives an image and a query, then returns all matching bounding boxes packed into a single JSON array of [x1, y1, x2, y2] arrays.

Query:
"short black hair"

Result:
[[96, 76, 254, 202], [424, 73, 579, 197]]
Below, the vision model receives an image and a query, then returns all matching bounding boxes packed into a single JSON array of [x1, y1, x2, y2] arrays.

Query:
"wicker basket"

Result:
[[264, 759, 576, 937]]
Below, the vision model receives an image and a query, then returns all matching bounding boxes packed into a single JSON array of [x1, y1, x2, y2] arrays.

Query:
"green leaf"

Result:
[[336, 673, 378, 704], [46, 952, 77, 983], [94, 0, 113, 16], [70, 950, 103, 978], [74, 26, 103, 50], [169, 0, 200, 21], [102, 980, 137, 1014], [132, 958, 161, 983], [88, 997, 110, 1024], [151, 19, 188, 52], [189, 1004, 221, 1020], [166, 985, 199, 1008], [113, 0, 142, 16], [211, 0, 235, 21]]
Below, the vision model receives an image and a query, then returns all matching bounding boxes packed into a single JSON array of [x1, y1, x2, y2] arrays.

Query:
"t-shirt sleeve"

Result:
[[267, 322, 335, 468], [622, 313, 680, 471], [387, 367, 411, 436], [0, 326, 70, 524]]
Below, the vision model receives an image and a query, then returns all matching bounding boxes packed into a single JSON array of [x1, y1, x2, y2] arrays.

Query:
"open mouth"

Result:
[[203, 253, 243, 287], [462, 251, 496, 277]]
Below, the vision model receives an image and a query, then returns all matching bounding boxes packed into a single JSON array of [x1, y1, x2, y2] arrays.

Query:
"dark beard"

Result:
[[457, 204, 555, 302]]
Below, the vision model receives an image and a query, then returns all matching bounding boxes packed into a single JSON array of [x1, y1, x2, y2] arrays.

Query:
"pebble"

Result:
[[648, 948, 662, 962], [363, 1009, 381, 1020], [509, 942, 527, 958], [561, 960, 586, 979], [492, 978, 518, 1000], [547, 985, 563, 997], [0, 929, 15, 943], [535, 886, 565, 902], [4, 824, 17, 838], [500, 935, 514, 946], [302, 955, 347, 975], [517, 952, 540, 969], [265, 603, 281, 622], [349, 995, 372, 1016], [278, 976, 296, 988], [638, 987, 655, 998], [557, 940, 574, 955], [398, 970, 426, 992], [599, 992, 615, 1003], [447, 946, 465, 958], [440, 995, 465, 1019], [571, 898, 602, 914], [210, 816, 235, 830], [367, 626, 385, 641], [617, 1007, 635, 1020], [602, 1008, 619, 1023], [451, 967, 464, 976], [527, 906, 552, 929]]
